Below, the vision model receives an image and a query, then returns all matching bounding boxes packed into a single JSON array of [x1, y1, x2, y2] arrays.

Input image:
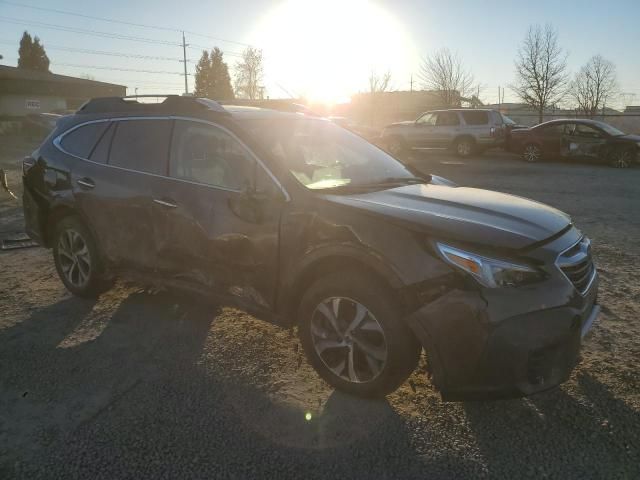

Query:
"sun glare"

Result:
[[251, 0, 417, 104]]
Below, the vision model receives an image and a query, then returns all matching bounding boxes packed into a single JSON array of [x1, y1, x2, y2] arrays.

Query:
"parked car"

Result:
[[23, 95, 599, 400], [381, 109, 505, 159], [510, 119, 640, 168], [328, 115, 380, 142]]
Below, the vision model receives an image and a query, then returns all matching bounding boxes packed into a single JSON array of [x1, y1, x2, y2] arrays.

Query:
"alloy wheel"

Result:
[[456, 140, 472, 156], [610, 150, 631, 168], [57, 228, 92, 288], [310, 297, 388, 384], [523, 145, 541, 162]]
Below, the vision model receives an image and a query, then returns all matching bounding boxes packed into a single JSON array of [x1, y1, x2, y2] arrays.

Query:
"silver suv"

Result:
[[381, 109, 505, 158]]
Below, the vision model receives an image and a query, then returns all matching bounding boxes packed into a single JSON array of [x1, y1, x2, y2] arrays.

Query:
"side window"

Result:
[[170, 120, 254, 190], [109, 120, 172, 175], [435, 112, 460, 126], [461, 111, 489, 125], [416, 113, 436, 125], [574, 124, 603, 138], [89, 122, 115, 164], [540, 124, 565, 136], [60, 122, 110, 158]]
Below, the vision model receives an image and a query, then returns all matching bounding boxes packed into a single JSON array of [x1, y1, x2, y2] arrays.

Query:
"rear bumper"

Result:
[[406, 280, 599, 401]]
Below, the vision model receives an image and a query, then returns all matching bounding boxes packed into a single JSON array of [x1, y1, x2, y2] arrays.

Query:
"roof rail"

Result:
[[77, 94, 229, 115]]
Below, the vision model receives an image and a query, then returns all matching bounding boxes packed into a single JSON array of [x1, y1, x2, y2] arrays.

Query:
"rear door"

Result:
[[432, 111, 461, 148], [562, 123, 608, 161], [148, 118, 285, 311], [71, 117, 171, 271]]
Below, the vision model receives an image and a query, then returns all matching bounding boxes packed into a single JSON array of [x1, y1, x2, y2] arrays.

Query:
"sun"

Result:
[[250, 0, 417, 104]]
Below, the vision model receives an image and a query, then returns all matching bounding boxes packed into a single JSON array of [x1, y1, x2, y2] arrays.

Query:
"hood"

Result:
[[386, 120, 415, 127], [617, 134, 640, 142], [325, 184, 571, 250]]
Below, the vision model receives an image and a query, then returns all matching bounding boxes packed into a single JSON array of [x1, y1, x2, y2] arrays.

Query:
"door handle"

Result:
[[153, 198, 177, 208], [76, 178, 95, 189]]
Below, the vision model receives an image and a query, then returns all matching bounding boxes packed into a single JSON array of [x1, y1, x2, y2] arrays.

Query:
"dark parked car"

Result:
[[510, 119, 640, 168], [22, 95, 599, 400]]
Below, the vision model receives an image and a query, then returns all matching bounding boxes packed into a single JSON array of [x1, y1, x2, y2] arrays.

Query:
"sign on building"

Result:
[[25, 99, 41, 110]]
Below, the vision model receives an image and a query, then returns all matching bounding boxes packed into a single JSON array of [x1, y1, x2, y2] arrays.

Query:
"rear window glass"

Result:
[[89, 122, 114, 164], [461, 111, 489, 125], [109, 120, 172, 175], [60, 122, 110, 158]]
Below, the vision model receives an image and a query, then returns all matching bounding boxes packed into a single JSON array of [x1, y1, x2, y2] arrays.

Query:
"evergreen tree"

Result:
[[194, 48, 234, 100], [18, 31, 50, 72]]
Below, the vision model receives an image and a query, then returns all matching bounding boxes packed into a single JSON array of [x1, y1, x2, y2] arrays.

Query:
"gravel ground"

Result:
[[1, 139, 639, 479]]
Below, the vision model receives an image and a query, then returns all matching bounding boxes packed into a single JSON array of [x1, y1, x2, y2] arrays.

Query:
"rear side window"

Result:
[[89, 122, 114, 164], [109, 120, 172, 175], [60, 122, 110, 158], [435, 112, 460, 126], [461, 111, 489, 125]]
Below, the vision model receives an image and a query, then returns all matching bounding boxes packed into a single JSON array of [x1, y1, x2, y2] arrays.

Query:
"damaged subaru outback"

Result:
[[22, 95, 599, 400]]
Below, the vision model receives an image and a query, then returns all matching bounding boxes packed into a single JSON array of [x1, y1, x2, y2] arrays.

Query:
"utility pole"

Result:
[[410, 74, 413, 93], [181, 31, 189, 95]]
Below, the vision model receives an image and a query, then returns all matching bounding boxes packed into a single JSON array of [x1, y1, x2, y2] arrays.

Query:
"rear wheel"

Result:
[[298, 270, 421, 397], [608, 148, 633, 168], [454, 137, 474, 157], [53, 216, 112, 298], [523, 143, 542, 163]]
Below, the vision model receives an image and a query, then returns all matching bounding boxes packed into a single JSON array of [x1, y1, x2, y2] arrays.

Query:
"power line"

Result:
[[0, 16, 181, 46], [0, 40, 183, 61], [0, 0, 253, 48]]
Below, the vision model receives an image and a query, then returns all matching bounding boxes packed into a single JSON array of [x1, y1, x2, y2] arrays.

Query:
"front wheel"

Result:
[[298, 270, 421, 397], [523, 143, 542, 163]]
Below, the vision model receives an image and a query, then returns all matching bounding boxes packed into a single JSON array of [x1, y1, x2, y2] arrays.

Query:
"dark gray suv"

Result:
[[22, 95, 598, 400], [382, 108, 505, 158]]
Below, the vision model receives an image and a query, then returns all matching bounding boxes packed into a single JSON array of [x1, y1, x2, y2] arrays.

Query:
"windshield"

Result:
[[595, 122, 625, 136], [502, 115, 516, 125], [242, 118, 418, 190]]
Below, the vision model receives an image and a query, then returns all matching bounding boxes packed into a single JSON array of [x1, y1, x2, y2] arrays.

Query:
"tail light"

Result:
[[490, 126, 497, 137], [22, 156, 36, 175]]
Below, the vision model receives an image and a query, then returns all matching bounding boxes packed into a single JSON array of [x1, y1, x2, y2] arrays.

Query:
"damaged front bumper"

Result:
[[406, 277, 599, 401]]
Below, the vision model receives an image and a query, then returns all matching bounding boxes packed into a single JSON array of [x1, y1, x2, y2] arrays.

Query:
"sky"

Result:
[[1, 0, 639, 108]]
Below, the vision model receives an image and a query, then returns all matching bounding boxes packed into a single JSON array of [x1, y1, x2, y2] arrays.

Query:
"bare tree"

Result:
[[369, 70, 392, 94], [571, 55, 617, 118], [419, 48, 474, 107], [512, 24, 569, 123], [234, 47, 264, 100]]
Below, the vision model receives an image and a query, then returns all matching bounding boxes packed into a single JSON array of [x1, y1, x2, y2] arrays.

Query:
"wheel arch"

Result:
[[278, 249, 406, 327]]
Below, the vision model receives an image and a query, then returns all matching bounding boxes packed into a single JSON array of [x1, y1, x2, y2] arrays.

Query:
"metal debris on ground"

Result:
[[1, 234, 38, 250], [1, 168, 18, 200]]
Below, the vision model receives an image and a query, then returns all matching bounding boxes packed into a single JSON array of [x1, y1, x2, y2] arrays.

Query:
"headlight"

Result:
[[436, 243, 544, 288]]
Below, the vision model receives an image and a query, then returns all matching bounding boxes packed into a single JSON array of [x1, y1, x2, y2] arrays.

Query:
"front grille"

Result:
[[557, 237, 596, 295]]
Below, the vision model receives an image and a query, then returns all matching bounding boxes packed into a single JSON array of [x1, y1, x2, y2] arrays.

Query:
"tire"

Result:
[[386, 136, 407, 160], [52, 215, 112, 298], [298, 270, 421, 397], [454, 137, 474, 157], [523, 143, 542, 163], [608, 148, 634, 168]]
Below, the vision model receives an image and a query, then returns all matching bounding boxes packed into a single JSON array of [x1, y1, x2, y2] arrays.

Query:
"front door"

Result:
[[409, 112, 437, 148], [149, 119, 284, 311], [432, 111, 460, 148]]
